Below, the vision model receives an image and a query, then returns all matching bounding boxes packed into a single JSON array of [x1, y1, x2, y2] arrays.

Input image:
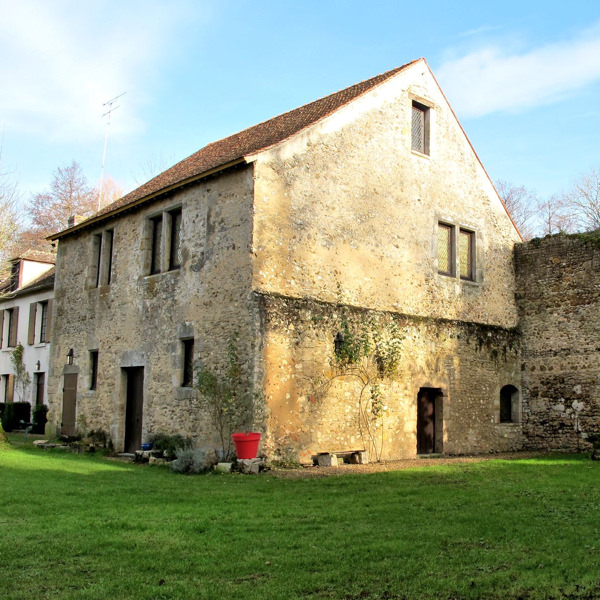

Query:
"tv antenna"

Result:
[[98, 91, 126, 210]]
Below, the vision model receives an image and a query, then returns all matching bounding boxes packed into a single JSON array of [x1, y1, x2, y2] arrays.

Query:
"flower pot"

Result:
[[232, 432, 261, 459]]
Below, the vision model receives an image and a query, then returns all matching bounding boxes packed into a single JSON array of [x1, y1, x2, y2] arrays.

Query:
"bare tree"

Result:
[[97, 175, 124, 209], [563, 167, 600, 232], [26, 161, 97, 243], [537, 194, 577, 235], [0, 146, 25, 279], [495, 180, 540, 240]]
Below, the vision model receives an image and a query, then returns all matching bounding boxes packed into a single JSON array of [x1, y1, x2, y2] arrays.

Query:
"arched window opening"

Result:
[[500, 385, 519, 423]]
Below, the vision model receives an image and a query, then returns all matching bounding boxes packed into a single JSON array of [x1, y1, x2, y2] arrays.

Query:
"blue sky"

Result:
[[1, 0, 599, 206]]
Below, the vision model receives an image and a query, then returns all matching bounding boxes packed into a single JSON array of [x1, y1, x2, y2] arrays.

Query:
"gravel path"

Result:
[[268, 451, 551, 479]]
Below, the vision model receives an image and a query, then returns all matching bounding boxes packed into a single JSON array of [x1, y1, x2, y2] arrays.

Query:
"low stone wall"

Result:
[[516, 234, 600, 451], [257, 293, 522, 464]]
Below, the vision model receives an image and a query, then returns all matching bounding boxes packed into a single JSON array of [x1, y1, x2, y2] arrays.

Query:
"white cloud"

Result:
[[0, 0, 194, 144], [436, 22, 600, 118]]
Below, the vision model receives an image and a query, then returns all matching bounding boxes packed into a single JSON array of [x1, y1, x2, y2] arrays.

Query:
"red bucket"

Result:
[[232, 432, 261, 459]]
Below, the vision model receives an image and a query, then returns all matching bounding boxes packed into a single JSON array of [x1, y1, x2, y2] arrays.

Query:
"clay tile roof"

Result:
[[52, 59, 422, 239], [10, 250, 56, 264]]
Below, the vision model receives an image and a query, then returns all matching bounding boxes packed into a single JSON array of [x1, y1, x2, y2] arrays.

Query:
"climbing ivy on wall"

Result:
[[314, 307, 405, 462]]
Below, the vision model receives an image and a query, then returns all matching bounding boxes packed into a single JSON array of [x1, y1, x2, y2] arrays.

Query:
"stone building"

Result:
[[47, 58, 523, 461]]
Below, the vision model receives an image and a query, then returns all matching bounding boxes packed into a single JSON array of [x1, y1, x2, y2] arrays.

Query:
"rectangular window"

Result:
[[90, 350, 99, 391], [40, 302, 49, 343], [411, 101, 430, 155], [91, 230, 114, 288], [169, 209, 182, 270], [182, 338, 194, 387], [104, 230, 114, 285], [150, 215, 163, 275], [437, 223, 454, 276], [7, 307, 18, 348], [459, 229, 474, 280], [34, 372, 45, 407], [148, 207, 183, 275], [94, 233, 103, 287]]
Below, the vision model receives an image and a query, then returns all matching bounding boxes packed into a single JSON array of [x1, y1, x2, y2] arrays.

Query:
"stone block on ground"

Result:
[[237, 458, 265, 474]]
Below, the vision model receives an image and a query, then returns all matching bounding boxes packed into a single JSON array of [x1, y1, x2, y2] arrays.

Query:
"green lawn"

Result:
[[1, 446, 599, 600]]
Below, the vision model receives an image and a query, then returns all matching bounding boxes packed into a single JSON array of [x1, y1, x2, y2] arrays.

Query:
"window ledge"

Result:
[[144, 268, 181, 280], [460, 279, 482, 288], [411, 149, 430, 159]]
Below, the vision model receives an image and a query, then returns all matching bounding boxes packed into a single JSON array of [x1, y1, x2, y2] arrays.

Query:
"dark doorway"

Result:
[[417, 387, 443, 454], [61, 373, 78, 436], [124, 367, 144, 453]]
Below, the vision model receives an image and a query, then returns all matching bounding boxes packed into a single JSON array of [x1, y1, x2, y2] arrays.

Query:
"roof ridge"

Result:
[[201, 61, 419, 151], [52, 58, 424, 239]]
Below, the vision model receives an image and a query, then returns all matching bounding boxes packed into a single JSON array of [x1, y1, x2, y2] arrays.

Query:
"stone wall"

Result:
[[516, 234, 600, 451], [258, 294, 522, 464], [252, 63, 521, 329], [48, 165, 259, 452]]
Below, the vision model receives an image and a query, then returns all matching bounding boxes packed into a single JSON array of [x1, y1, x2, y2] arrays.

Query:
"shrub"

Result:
[[86, 429, 111, 448], [32, 405, 48, 434], [150, 433, 191, 460], [171, 447, 216, 474], [1, 402, 31, 431]]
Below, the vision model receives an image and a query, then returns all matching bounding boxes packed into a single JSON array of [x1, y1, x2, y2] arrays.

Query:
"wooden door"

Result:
[[61, 373, 78, 436], [124, 367, 144, 453], [417, 388, 436, 454]]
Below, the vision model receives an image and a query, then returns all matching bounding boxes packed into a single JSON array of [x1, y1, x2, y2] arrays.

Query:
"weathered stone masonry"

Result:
[[258, 294, 522, 463], [516, 234, 600, 451], [47, 59, 529, 460]]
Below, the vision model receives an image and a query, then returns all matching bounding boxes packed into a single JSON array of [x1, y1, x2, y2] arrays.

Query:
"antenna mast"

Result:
[[98, 92, 126, 210]]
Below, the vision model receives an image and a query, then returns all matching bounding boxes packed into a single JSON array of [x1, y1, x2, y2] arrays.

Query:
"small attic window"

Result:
[[412, 101, 430, 155]]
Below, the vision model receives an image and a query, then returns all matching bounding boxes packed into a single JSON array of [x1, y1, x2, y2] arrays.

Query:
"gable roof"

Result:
[[51, 59, 423, 240]]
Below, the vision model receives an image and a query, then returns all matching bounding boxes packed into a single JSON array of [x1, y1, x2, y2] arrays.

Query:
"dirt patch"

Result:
[[267, 451, 552, 479]]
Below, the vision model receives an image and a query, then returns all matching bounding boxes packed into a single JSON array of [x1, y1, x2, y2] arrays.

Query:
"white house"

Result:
[[0, 251, 55, 408]]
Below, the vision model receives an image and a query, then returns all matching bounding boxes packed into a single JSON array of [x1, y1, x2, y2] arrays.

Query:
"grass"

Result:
[[1, 447, 599, 600]]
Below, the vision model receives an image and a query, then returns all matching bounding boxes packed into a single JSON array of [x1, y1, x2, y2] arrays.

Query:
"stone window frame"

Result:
[[499, 384, 520, 424], [89, 229, 114, 289], [181, 338, 194, 388], [410, 95, 434, 157], [89, 350, 99, 391], [145, 205, 183, 276], [436, 219, 479, 283]]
